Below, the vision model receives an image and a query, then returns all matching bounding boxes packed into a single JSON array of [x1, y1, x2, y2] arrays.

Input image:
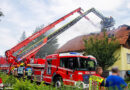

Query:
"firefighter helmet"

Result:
[[27, 64, 31, 67], [20, 63, 24, 66]]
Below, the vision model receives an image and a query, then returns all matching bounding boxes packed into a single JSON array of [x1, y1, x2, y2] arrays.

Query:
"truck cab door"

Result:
[[60, 57, 77, 85], [44, 60, 53, 83], [67, 58, 77, 85]]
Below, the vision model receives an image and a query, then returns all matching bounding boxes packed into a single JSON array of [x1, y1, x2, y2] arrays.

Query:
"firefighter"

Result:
[[13, 64, 19, 77], [17, 63, 25, 78], [89, 67, 104, 90], [25, 64, 32, 79]]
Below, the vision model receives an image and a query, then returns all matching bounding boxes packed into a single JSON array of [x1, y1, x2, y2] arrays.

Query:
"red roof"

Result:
[[56, 26, 130, 53]]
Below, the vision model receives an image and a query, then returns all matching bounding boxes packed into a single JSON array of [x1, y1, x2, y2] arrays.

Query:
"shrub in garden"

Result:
[[125, 77, 130, 88], [0, 71, 16, 87], [13, 78, 36, 90]]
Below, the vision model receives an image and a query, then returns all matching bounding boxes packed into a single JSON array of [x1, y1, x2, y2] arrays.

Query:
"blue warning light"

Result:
[[69, 52, 81, 55]]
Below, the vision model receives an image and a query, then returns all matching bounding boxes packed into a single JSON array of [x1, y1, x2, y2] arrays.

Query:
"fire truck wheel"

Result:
[[54, 76, 63, 88]]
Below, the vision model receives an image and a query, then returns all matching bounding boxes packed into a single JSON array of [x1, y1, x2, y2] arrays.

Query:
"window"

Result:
[[47, 60, 52, 74], [127, 54, 130, 64], [60, 57, 96, 71], [77, 58, 96, 71], [60, 57, 78, 70], [127, 36, 130, 47]]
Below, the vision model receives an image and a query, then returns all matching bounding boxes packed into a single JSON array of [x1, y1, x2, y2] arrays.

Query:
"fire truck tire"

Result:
[[53, 76, 63, 88]]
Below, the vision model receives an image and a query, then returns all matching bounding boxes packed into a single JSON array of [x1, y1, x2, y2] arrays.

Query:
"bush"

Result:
[[125, 77, 130, 88], [0, 71, 82, 90], [13, 78, 81, 90], [0, 71, 16, 87], [13, 78, 56, 90], [13, 78, 36, 90]]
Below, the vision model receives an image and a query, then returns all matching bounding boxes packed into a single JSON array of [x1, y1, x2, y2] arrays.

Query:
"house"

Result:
[[55, 25, 130, 78]]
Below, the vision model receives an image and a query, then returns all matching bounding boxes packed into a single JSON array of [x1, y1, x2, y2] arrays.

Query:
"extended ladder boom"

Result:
[[5, 8, 82, 63], [16, 8, 102, 61], [5, 7, 115, 64], [87, 8, 115, 28]]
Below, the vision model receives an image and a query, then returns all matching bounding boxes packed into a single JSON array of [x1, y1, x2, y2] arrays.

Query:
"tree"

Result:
[[21, 24, 59, 58], [34, 25, 59, 58], [0, 10, 3, 17], [0, 10, 4, 21], [14, 31, 26, 56], [84, 33, 120, 70], [19, 31, 26, 42], [36, 38, 59, 58]]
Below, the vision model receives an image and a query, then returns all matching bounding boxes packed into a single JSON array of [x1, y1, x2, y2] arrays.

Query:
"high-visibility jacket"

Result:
[[25, 68, 32, 76], [18, 66, 25, 75], [89, 74, 104, 90]]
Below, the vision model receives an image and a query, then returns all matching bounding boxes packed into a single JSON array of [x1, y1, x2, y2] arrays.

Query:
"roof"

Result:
[[56, 26, 130, 53]]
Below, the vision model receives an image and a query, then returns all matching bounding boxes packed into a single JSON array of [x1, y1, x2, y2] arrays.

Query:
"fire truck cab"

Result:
[[43, 52, 97, 88]]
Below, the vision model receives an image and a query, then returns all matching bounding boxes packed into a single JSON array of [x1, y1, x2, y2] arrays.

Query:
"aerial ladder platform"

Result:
[[5, 7, 115, 74]]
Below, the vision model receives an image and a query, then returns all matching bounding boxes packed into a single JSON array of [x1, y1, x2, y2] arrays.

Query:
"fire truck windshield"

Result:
[[60, 57, 96, 71], [77, 57, 96, 71]]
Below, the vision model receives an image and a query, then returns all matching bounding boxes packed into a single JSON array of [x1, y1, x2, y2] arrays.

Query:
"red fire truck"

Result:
[[31, 53, 97, 88], [42, 53, 97, 88], [5, 7, 114, 88]]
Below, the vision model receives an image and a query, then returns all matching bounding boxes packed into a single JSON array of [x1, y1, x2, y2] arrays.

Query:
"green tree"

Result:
[[0, 10, 3, 17], [33, 25, 59, 58], [84, 33, 120, 70], [19, 31, 26, 42], [36, 38, 59, 58], [0, 10, 4, 21], [21, 24, 59, 58]]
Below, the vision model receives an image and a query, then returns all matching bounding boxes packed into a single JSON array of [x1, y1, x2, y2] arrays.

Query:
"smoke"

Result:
[[57, 14, 102, 47]]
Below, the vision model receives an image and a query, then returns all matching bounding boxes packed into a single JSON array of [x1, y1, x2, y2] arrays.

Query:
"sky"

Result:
[[0, 0, 130, 56]]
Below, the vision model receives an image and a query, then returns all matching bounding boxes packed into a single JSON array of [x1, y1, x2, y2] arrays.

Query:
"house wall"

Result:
[[121, 46, 130, 70], [108, 47, 121, 70], [108, 46, 130, 78], [108, 46, 130, 70]]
